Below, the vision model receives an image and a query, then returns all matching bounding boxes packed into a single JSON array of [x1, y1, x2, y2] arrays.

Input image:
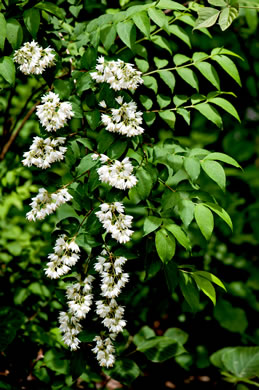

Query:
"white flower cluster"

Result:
[[91, 56, 143, 91], [45, 235, 80, 279], [26, 188, 73, 221], [92, 249, 129, 367], [94, 251, 129, 299], [13, 41, 55, 75], [36, 91, 74, 132], [93, 154, 137, 190], [92, 336, 116, 368], [22, 136, 67, 169], [96, 202, 134, 244], [101, 96, 144, 137], [59, 275, 95, 351]]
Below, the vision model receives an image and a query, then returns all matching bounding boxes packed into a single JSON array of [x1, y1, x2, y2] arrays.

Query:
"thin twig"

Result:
[[0, 101, 39, 160]]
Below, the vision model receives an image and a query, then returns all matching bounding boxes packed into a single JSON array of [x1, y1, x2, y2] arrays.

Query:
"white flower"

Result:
[[66, 275, 95, 319], [45, 235, 80, 279], [101, 96, 144, 137], [96, 203, 134, 243], [96, 299, 126, 334], [92, 336, 115, 368], [22, 136, 67, 169], [91, 57, 143, 91], [36, 92, 74, 132], [58, 311, 82, 351], [26, 187, 73, 222], [13, 41, 55, 75], [97, 156, 137, 190]]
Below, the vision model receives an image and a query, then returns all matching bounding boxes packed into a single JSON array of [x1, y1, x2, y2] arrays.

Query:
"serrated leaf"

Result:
[[208, 0, 227, 5], [159, 110, 176, 129], [218, 6, 239, 31], [208, 97, 240, 122], [117, 21, 136, 49], [143, 216, 162, 236], [76, 154, 98, 175], [169, 25, 191, 48], [35, 2, 65, 19], [155, 229, 176, 263], [184, 157, 200, 181], [212, 54, 241, 86], [134, 167, 153, 200], [177, 108, 190, 125], [159, 71, 175, 93], [194, 204, 214, 240], [164, 261, 179, 293], [194, 103, 223, 128], [148, 7, 169, 33], [157, 94, 171, 109], [211, 47, 242, 59], [165, 224, 191, 250], [201, 160, 226, 190], [137, 336, 181, 362], [194, 271, 226, 291], [179, 272, 200, 312], [104, 359, 140, 384], [176, 68, 199, 91], [100, 24, 116, 51], [214, 299, 248, 333], [133, 11, 150, 37], [173, 54, 190, 66], [135, 58, 149, 72], [0, 14, 7, 50], [140, 95, 153, 110], [194, 7, 220, 30], [202, 202, 233, 230], [194, 61, 220, 90], [156, 0, 187, 10], [173, 95, 189, 107], [164, 328, 189, 345], [23, 8, 40, 38], [222, 347, 259, 378], [204, 152, 241, 168], [133, 326, 156, 347], [6, 19, 23, 50], [0, 57, 15, 84], [179, 200, 195, 227], [154, 57, 168, 69], [151, 35, 172, 54], [143, 75, 158, 93], [193, 274, 216, 305]]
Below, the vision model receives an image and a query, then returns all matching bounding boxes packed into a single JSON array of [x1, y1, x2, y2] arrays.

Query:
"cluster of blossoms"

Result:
[[45, 235, 80, 279], [91, 56, 143, 91], [22, 136, 67, 169], [92, 153, 137, 190], [101, 96, 144, 137], [26, 188, 72, 221], [92, 250, 129, 367], [59, 275, 95, 350], [36, 91, 74, 132], [96, 202, 134, 244], [13, 41, 55, 75]]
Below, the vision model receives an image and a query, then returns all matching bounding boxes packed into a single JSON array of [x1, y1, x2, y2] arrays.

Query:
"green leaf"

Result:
[[143, 216, 162, 236], [77, 73, 93, 95], [140, 95, 153, 110], [194, 61, 220, 90], [214, 299, 248, 333], [137, 336, 181, 362], [173, 95, 189, 107], [177, 108, 190, 125], [157, 94, 171, 109], [0, 307, 26, 351], [44, 349, 69, 374], [179, 272, 200, 312], [194, 271, 226, 291], [0, 14, 7, 50], [165, 224, 191, 250], [184, 157, 200, 181], [201, 202, 232, 231], [173, 54, 190, 66], [69, 5, 83, 18], [151, 35, 172, 54], [176, 68, 199, 91], [201, 160, 226, 190], [154, 57, 168, 69], [218, 6, 239, 31], [133, 11, 150, 37], [164, 261, 179, 293], [212, 55, 241, 86], [194, 103, 223, 128], [104, 359, 140, 384], [192, 274, 216, 305], [159, 71, 175, 93], [159, 110, 176, 129], [143, 75, 158, 93], [148, 7, 169, 33], [194, 204, 214, 240], [204, 152, 240, 168], [179, 199, 195, 227], [156, 0, 186, 10], [134, 167, 153, 200], [164, 328, 189, 345], [222, 347, 259, 378], [210, 347, 236, 370], [6, 19, 23, 50], [100, 24, 116, 51], [133, 326, 156, 347], [85, 110, 100, 130], [135, 58, 149, 72], [117, 20, 136, 49], [169, 25, 191, 48], [0, 57, 15, 84], [211, 47, 243, 59], [54, 80, 72, 100], [76, 154, 98, 175], [155, 228, 176, 263], [194, 7, 220, 30], [56, 204, 80, 223], [208, 0, 227, 6], [35, 2, 65, 19], [23, 8, 40, 38], [208, 97, 240, 122]]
